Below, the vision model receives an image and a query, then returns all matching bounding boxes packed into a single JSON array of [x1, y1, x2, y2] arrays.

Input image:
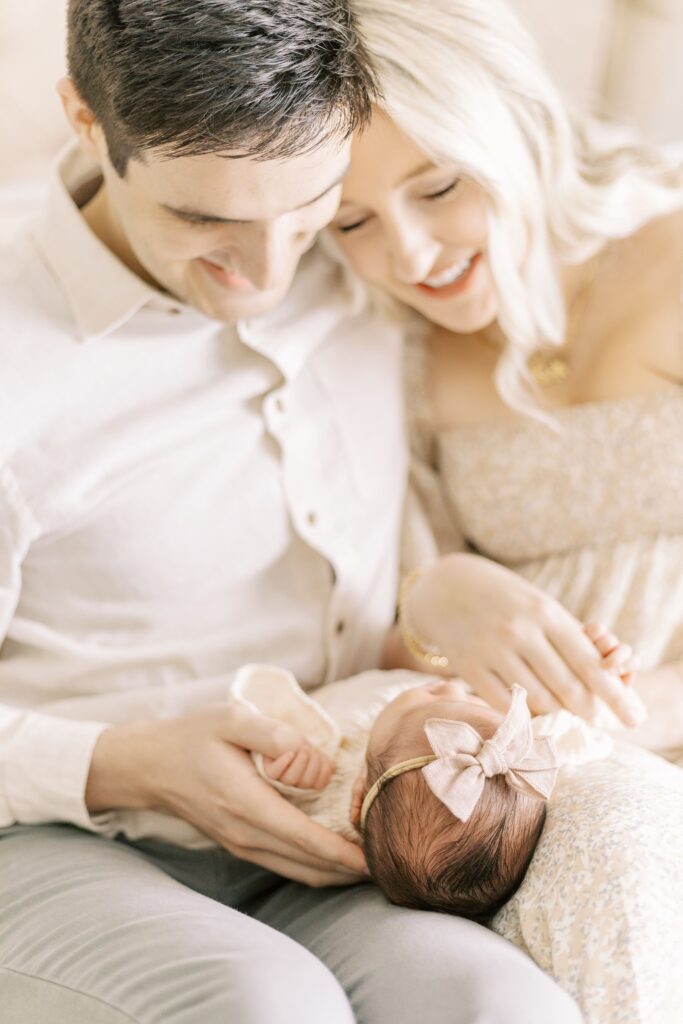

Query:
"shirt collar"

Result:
[[32, 143, 160, 342], [31, 142, 369, 360]]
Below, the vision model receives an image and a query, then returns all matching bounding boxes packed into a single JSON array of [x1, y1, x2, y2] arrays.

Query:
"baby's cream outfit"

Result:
[[107, 665, 611, 848]]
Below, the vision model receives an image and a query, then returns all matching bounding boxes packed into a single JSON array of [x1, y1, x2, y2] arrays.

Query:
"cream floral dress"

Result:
[[405, 334, 683, 1024]]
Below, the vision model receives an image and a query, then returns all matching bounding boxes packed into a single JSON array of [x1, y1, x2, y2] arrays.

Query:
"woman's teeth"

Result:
[[422, 257, 474, 289]]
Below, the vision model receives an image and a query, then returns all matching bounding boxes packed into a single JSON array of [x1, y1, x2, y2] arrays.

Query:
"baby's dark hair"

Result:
[[363, 738, 546, 923]]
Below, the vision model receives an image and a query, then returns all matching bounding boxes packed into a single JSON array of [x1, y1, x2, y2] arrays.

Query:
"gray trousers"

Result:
[[0, 825, 581, 1024]]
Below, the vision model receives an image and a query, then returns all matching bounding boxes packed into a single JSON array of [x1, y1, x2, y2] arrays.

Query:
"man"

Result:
[[0, 2, 580, 1021]]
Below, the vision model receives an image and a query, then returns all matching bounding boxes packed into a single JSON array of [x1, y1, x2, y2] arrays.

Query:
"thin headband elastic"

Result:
[[359, 754, 435, 830]]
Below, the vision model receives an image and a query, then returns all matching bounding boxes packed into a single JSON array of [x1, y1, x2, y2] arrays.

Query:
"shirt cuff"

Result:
[[3, 711, 115, 832]]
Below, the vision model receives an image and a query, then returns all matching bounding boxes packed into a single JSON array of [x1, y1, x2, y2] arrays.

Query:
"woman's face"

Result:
[[331, 110, 499, 333]]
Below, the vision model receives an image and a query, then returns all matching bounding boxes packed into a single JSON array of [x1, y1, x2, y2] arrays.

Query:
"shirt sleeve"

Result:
[[0, 465, 110, 832]]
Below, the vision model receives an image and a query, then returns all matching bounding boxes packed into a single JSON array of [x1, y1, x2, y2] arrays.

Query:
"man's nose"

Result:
[[387, 222, 440, 285], [244, 219, 304, 291]]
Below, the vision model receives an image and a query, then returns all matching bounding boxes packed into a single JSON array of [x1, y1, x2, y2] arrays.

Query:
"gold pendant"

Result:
[[528, 350, 570, 387]]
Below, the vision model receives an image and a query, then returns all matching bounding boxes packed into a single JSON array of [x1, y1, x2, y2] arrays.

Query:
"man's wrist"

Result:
[[85, 720, 156, 812]]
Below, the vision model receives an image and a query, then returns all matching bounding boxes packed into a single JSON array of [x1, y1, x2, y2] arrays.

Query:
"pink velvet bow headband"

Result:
[[360, 685, 559, 829]]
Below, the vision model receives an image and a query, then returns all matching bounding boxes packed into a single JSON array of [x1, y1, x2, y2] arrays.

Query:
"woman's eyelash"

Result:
[[335, 178, 460, 233], [336, 219, 368, 234], [425, 179, 460, 200]]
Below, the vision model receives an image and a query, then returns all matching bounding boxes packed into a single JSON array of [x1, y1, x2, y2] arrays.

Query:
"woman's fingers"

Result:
[[490, 652, 563, 715], [461, 665, 516, 714], [523, 631, 598, 718], [548, 617, 644, 721], [585, 622, 640, 682]]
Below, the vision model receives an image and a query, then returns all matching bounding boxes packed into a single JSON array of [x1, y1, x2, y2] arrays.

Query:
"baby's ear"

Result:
[[350, 772, 368, 828]]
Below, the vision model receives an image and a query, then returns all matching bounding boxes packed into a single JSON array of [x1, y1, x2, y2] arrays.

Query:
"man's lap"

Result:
[[0, 826, 580, 1024]]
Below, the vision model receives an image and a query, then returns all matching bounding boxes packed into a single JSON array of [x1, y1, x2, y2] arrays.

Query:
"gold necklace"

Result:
[[527, 252, 602, 387]]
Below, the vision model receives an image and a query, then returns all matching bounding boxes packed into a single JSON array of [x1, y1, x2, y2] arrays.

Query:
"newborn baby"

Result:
[[237, 664, 612, 923], [65, 632, 626, 922]]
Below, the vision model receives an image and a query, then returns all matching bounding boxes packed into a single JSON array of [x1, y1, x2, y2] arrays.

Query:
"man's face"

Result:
[[97, 135, 351, 322]]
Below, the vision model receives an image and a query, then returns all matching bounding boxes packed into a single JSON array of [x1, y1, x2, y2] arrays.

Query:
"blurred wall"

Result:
[[1, 0, 683, 187]]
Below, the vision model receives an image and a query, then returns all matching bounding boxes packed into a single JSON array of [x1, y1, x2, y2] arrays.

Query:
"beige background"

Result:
[[1, 0, 683, 186]]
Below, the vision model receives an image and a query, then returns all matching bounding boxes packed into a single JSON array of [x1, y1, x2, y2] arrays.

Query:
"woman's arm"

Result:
[[381, 622, 443, 673]]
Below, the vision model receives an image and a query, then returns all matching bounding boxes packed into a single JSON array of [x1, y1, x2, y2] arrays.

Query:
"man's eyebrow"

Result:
[[162, 165, 350, 225]]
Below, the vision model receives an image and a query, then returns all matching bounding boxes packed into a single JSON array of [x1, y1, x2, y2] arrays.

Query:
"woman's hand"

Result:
[[404, 553, 646, 726], [86, 703, 367, 887]]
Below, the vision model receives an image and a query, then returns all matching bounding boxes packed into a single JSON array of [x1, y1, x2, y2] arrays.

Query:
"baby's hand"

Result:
[[584, 623, 639, 686], [263, 744, 336, 790]]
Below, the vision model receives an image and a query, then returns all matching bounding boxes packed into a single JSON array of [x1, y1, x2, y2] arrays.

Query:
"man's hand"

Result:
[[86, 703, 367, 887]]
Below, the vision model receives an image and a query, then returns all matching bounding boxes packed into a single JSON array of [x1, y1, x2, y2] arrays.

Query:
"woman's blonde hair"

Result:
[[350, 0, 683, 413]]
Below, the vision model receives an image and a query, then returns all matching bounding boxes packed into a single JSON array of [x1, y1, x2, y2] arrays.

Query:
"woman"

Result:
[[330, 0, 683, 741], [327, 1, 683, 1020]]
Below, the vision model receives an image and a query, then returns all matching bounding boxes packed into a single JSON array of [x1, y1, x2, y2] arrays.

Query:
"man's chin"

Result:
[[193, 278, 292, 324]]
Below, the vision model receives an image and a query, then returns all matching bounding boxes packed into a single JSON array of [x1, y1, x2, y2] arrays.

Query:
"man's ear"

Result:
[[57, 77, 106, 165], [350, 772, 368, 829]]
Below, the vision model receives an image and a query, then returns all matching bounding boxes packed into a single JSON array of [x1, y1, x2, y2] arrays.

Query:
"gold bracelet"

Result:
[[398, 567, 450, 670]]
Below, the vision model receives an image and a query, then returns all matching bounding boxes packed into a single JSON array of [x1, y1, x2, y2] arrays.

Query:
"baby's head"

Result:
[[355, 681, 557, 922]]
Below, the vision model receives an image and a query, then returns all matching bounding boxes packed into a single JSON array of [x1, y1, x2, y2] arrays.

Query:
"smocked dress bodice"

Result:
[[406, 337, 683, 670]]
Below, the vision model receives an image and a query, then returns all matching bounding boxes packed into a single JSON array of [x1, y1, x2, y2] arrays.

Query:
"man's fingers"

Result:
[[223, 824, 364, 875], [235, 778, 368, 875], [237, 846, 367, 888], [219, 703, 303, 757]]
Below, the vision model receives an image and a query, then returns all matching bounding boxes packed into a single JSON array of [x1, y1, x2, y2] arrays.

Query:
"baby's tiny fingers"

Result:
[[616, 654, 639, 679], [584, 622, 608, 643], [602, 643, 633, 670], [314, 757, 336, 790], [278, 746, 312, 786], [592, 631, 620, 659], [263, 750, 296, 780], [299, 749, 328, 790]]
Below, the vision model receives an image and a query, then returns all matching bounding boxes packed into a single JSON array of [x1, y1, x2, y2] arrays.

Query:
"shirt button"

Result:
[[167, 307, 182, 315], [275, 397, 286, 414], [307, 512, 317, 526], [335, 620, 345, 635]]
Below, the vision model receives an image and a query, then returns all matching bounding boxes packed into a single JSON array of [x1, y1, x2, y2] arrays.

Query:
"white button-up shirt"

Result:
[[0, 145, 407, 834]]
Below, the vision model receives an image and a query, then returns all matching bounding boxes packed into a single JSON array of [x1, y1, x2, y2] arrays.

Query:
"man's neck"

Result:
[[81, 184, 160, 290]]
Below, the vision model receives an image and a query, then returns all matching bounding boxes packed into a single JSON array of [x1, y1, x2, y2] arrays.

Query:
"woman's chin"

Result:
[[414, 293, 499, 335]]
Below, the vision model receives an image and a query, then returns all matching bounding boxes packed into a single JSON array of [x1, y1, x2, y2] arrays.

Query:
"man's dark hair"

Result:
[[67, 0, 378, 175]]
